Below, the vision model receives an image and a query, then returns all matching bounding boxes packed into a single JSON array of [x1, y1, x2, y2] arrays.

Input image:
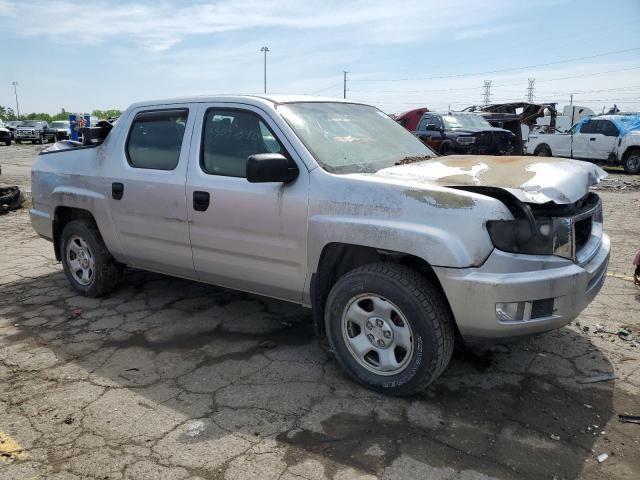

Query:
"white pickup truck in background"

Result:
[[526, 115, 640, 174]]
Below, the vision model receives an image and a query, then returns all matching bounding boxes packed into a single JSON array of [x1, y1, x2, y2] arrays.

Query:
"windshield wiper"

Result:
[[394, 155, 432, 166]]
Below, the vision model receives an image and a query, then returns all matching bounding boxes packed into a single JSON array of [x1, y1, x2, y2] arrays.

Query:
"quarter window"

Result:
[[126, 109, 188, 170], [201, 109, 285, 177]]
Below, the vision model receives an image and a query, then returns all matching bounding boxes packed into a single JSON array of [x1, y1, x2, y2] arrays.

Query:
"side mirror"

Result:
[[425, 124, 436, 131], [246, 153, 299, 184]]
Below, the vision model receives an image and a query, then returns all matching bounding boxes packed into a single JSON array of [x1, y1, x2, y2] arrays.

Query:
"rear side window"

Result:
[[126, 109, 188, 170], [201, 109, 285, 178], [598, 120, 619, 137]]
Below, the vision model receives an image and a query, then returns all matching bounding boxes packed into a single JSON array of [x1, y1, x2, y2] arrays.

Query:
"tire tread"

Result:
[[327, 262, 455, 395]]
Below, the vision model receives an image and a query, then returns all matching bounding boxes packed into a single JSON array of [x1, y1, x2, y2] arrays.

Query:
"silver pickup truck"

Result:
[[30, 95, 610, 395]]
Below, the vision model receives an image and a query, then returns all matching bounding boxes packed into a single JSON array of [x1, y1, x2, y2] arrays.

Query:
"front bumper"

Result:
[[434, 234, 610, 340], [16, 133, 39, 141], [30, 208, 53, 241]]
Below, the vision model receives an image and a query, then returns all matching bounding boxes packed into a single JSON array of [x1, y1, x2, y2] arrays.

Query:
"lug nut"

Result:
[[367, 334, 375, 342], [377, 339, 386, 347], [375, 319, 383, 328], [366, 320, 373, 330], [383, 330, 391, 338]]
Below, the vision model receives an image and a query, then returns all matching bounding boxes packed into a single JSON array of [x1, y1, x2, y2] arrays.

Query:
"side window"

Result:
[[126, 109, 188, 170], [431, 116, 443, 130], [417, 116, 431, 130], [599, 120, 619, 137], [201, 109, 285, 178], [580, 120, 597, 134]]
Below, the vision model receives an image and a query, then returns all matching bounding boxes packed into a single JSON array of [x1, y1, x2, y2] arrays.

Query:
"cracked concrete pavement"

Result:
[[1, 144, 639, 479]]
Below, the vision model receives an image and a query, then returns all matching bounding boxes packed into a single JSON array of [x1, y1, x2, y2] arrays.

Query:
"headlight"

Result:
[[486, 217, 573, 258], [456, 136, 475, 145]]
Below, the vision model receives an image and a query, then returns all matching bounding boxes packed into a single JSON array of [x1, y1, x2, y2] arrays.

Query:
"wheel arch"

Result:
[[309, 242, 454, 338], [622, 145, 640, 160], [534, 143, 552, 156], [53, 207, 99, 261]]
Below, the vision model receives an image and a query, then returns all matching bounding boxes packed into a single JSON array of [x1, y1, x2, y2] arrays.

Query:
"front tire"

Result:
[[439, 142, 454, 155], [60, 220, 123, 297], [325, 263, 455, 396], [622, 149, 640, 174]]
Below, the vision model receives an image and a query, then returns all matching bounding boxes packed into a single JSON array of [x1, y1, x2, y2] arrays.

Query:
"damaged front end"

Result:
[[454, 186, 603, 266]]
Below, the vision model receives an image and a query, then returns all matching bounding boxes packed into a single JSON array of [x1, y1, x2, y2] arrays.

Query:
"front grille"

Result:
[[574, 216, 593, 252]]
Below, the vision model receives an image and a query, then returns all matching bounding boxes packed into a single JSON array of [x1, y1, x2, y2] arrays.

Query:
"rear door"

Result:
[[105, 105, 196, 279], [588, 119, 618, 160], [186, 103, 309, 302]]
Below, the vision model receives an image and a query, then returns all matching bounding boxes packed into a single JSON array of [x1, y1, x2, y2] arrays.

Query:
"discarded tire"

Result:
[[0, 186, 24, 213]]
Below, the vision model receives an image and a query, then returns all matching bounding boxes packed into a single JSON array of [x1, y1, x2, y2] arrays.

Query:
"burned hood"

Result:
[[376, 155, 606, 204]]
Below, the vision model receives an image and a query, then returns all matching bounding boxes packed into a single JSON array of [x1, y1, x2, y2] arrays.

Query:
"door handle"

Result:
[[112, 182, 124, 200], [193, 191, 210, 211], [590, 137, 596, 141]]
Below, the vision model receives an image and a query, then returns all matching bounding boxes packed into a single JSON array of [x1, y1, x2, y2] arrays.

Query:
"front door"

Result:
[[105, 106, 196, 279], [571, 121, 592, 158], [186, 104, 309, 302], [588, 119, 619, 160]]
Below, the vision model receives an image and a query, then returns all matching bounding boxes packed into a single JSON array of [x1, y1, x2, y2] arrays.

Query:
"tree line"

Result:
[[0, 106, 122, 122]]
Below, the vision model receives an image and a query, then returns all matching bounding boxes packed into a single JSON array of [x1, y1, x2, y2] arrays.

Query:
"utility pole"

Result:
[[11, 81, 20, 119], [569, 93, 575, 127], [482, 80, 492, 106], [343, 71, 348, 99], [260, 46, 269, 94], [526, 78, 535, 102]]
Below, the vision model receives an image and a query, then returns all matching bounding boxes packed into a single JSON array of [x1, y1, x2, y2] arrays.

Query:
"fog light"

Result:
[[496, 302, 526, 322]]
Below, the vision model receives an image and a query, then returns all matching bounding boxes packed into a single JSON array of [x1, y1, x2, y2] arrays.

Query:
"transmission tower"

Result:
[[482, 80, 492, 106], [526, 78, 536, 102]]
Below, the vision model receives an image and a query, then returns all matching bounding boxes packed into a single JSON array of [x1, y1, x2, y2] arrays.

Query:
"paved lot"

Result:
[[1, 144, 639, 480]]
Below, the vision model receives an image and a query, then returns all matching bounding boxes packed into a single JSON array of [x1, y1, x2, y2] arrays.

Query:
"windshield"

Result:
[[277, 102, 435, 174], [20, 121, 42, 127], [442, 114, 491, 129], [51, 121, 69, 128]]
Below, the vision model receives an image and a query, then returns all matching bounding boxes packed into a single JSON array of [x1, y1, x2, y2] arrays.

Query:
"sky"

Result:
[[1, 0, 639, 116]]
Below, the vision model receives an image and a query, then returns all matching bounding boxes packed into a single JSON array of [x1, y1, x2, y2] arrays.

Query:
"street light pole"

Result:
[[11, 81, 20, 119], [260, 46, 269, 94]]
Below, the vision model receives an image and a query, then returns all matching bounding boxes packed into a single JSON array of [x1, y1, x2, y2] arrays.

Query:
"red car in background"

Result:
[[394, 107, 429, 131]]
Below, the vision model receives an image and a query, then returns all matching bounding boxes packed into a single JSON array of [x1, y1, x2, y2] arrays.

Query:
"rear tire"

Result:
[[622, 149, 640, 174], [534, 144, 552, 157], [60, 220, 123, 297], [325, 262, 455, 396]]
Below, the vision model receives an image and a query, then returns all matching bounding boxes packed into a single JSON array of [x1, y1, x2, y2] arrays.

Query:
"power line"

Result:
[[347, 66, 640, 94], [350, 47, 640, 83], [311, 83, 342, 95]]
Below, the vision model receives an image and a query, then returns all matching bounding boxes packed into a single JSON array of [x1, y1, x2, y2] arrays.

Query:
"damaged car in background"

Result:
[[30, 96, 609, 395], [409, 111, 515, 156]]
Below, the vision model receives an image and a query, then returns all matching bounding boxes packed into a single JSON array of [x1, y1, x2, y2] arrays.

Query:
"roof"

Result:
[[127, 94, 363, 110], [576, 114, 640, 135]]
